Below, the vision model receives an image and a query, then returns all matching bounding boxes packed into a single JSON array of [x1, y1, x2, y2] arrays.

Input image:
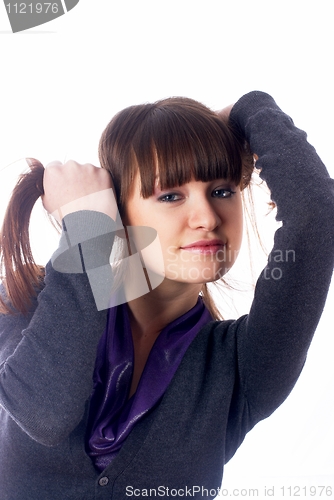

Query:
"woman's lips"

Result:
[[180, 240, 226, 255]]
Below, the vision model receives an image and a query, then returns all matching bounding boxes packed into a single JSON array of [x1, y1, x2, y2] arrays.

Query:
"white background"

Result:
[[0, 0, 333, 495]]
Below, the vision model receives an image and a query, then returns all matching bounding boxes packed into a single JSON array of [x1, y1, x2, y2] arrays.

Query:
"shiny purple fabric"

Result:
[[86, 297, 212, 471]]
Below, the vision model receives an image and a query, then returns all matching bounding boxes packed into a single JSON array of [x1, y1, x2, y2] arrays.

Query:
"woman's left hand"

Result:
[[216, 104, 234, 123]]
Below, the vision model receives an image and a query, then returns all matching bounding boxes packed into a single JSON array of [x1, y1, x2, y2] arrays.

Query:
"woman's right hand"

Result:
[[42, 160, 119, 222]]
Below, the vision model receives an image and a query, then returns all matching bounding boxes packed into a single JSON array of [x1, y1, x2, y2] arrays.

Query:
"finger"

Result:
[[45, 160, 64, 169], [216, 104, 234, 122]]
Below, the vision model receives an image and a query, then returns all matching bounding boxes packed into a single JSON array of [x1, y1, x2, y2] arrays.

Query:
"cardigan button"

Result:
[[99, 476, 109, 486]]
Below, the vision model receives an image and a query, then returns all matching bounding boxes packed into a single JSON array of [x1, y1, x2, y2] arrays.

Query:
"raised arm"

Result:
[[0, 161, 117, 445], [230, 91, 334, 416]]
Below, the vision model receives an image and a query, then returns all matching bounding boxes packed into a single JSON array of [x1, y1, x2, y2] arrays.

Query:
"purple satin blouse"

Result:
[[87, 297, 212, 471]]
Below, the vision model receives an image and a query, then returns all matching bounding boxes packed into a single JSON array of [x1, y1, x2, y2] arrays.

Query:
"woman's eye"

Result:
[[212, 188, 236, 198], [158, 193, 182, 203]]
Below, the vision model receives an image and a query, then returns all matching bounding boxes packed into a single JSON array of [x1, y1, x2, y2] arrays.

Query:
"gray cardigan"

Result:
[[1, 92, 333, 499]]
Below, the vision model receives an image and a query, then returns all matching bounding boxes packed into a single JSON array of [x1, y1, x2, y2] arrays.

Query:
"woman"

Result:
[[0, 91, 333, 499]]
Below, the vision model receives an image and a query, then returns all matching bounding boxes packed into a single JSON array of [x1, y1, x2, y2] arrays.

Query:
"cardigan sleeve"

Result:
[[0, 211, 116, 446], [230, 91, 334, 417]]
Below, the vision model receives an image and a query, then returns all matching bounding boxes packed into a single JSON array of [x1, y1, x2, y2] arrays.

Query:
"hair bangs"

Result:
[[98, 97, 252, 215], [132, 99, 244, 198]]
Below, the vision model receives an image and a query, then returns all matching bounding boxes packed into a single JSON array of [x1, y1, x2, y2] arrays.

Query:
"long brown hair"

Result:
[[0, 97, 254, 317], [98, 97, 253, 214], [0, 159, 45, 314]]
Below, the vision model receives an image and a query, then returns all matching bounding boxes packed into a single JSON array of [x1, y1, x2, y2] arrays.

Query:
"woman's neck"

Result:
[[126, 280, 202, 339], [126, 280, 202, 398]]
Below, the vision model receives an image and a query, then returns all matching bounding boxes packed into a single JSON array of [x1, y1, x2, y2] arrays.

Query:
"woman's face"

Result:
[[122, 171, 243, 285]]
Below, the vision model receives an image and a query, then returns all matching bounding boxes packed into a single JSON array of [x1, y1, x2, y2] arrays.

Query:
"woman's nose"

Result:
[[187, 197, 222, 231]]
